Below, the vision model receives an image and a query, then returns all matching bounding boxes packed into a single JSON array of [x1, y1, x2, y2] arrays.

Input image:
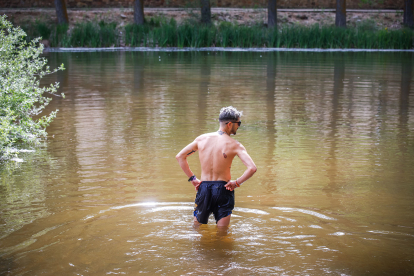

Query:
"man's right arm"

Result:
[[176, 139, 202, 190]]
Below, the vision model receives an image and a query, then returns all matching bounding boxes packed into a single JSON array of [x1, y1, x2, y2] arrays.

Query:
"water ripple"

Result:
[[272, 207, 336, 220]]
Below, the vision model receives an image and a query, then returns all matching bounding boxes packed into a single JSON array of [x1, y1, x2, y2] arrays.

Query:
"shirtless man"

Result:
[[176, 106, 257, 227]]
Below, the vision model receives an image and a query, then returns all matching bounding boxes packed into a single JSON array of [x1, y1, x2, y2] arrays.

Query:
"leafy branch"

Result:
[[0, 15, 65, 159]]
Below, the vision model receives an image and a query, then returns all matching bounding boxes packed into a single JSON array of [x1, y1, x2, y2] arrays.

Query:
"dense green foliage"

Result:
[[0, 16, 64, 158], [20, 16, 414, 49]]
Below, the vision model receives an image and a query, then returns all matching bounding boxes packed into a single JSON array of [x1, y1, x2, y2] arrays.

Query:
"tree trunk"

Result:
[[54, 0, 68, 25], [404, 0, 414, 28], [268, 0, 277, 28], [134, 0, 145, 25], [200, 0, 211, 24], [335, 0, 346, 27]]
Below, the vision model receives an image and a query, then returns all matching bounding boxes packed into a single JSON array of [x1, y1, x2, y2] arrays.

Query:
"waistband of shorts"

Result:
[[200, 181, 228, 185]]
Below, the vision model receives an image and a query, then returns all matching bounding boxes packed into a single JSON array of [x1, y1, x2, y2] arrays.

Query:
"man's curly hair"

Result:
[[219, 106, 243, 122]]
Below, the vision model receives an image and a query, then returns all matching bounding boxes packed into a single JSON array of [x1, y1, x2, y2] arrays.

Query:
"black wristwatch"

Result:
[[188, 175, 196, 182]]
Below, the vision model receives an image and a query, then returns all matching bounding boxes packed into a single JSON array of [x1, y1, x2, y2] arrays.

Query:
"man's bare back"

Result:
[[197, 131, 239, 182], [176, 106, 257, 226]]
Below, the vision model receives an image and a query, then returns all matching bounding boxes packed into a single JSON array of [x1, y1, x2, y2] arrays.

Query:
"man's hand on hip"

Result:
[[225, 181, 238, 191], [191, 178, 202, 191]]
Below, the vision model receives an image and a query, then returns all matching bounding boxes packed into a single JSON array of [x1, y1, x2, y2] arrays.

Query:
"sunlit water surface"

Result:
[[1, 51, 414, 275]]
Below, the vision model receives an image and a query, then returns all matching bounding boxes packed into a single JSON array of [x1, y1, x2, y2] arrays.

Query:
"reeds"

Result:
[[68, 21, 119, 47], [271, 24, 413, 49], [21, 20, 120, 47], [124, 19, 413, 49], [20, 20, 52, 42], [20, 18, 414, 49]]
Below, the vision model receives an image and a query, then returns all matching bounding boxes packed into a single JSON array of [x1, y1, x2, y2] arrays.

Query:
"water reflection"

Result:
[[1, 51, 413, 275], [197, 53, 211, 130], [324, 56, 345, 196], [133, 52, 145, 94], [0, 153, 55, 239], [399, 58, 411, 146], [264, 52, 278, 194]]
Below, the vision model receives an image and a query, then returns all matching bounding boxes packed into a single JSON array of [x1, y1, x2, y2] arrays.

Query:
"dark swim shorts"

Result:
[[193, 181, 235, 224]]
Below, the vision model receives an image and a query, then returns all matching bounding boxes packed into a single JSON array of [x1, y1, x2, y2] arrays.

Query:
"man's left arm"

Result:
[[225, 144, 257, 191]]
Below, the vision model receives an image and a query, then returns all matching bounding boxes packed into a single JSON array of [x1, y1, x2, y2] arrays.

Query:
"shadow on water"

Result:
[[399, 56, 412, 142], [0, 256, 14, 276], [396, 54, 413, 192]]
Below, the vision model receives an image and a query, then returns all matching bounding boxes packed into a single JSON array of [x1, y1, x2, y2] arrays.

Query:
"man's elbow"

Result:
[[175, 154, 184, 162], [249, 166, 257, 175]]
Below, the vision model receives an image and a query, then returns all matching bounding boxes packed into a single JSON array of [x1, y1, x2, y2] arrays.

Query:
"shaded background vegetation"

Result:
[[19, 17, 414, 49]]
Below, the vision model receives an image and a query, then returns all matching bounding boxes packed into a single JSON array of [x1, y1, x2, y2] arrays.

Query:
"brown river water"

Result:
[[1, 51, 413, 275]]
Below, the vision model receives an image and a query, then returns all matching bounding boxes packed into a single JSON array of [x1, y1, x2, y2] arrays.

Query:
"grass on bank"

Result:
[[20, 17, 414, 49]]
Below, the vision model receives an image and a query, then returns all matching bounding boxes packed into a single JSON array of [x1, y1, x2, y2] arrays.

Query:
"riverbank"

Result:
[[44, 47, 414, 52], [1, 8, 412, 49]]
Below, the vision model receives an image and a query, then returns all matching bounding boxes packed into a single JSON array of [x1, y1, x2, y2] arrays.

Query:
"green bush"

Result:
[[0, 16, 64, 159]]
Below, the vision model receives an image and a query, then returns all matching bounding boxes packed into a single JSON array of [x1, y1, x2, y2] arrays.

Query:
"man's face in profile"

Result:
[[231, 118, 241, 135]]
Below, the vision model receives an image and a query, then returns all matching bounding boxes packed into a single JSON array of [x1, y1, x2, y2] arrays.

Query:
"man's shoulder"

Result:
[[231, 138, 244, 149], [195, 132, 217, 141]]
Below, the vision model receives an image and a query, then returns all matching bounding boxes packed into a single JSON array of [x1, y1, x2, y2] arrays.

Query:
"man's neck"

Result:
[[218, 129, 230, 136]]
